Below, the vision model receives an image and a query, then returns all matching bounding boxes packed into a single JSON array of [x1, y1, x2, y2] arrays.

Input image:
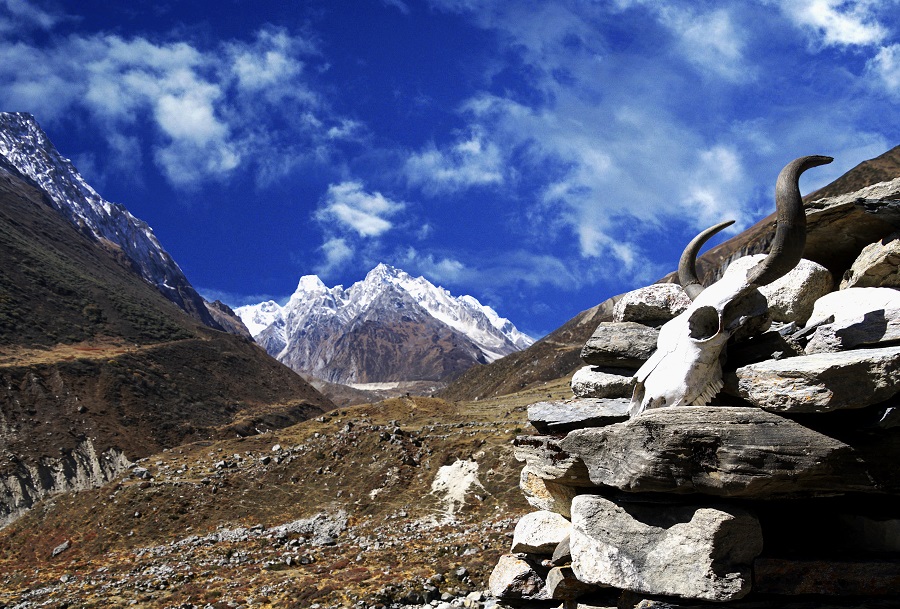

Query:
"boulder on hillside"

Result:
[[581, 322, 659, 368], [570, 495, 762, 601], [613, 284, 691, 326], [841, 230, 900, 289], [799, 287, 900, 354]]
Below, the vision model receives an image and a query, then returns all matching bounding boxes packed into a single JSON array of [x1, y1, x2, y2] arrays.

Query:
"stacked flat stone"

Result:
[[490, 246, 900, 608]]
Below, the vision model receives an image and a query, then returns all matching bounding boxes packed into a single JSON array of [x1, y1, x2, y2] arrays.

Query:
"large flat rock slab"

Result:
[[570, 495, 762, 601], [801, 287, 900, 353], [560, 406, 874, 497], [528, 398, 630, 434], [728, 345, 900, 413]]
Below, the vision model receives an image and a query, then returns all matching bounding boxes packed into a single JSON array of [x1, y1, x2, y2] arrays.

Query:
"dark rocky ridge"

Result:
[[0, 161, 334, 524]]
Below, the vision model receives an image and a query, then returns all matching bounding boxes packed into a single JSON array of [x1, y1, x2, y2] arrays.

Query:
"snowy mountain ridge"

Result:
[[0, 112, 218, 327], [236, 264, 534, 383]]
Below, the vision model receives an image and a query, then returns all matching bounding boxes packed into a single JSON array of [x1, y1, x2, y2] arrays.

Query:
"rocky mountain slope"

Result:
[[0, 112, 229, 331], [0, 158, 334, 526], [236, 264, 533, 386], [441, 147, 900, 402], [0, 386, 573, 608]]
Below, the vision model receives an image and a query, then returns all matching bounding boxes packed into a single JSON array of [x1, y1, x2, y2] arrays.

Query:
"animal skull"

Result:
[[629, 155, 833, 417]]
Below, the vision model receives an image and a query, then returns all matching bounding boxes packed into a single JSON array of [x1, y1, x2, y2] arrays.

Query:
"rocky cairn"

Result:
[[488, 182, 900, 608]]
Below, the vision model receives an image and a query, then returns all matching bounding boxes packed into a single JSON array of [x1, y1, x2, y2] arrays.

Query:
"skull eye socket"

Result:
[[688, 305, 721, 341]]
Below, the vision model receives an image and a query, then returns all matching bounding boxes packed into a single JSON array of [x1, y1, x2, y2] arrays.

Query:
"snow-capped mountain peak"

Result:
[[0, 112, 219, 328], [295, 274, 330, 293], [235, 264, 534, 384]]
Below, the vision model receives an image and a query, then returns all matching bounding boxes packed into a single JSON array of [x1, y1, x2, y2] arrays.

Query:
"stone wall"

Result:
[[488, 181, 900, 609]]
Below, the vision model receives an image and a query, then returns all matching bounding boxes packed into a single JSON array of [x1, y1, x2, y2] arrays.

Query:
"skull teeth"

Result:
[[690, 377, 724, 406]]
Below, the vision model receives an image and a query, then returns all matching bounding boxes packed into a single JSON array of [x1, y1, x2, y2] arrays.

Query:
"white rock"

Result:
[[570, 495, 762, 602], [511, 510, 571, 554], [841, 231, 900, 289], [571, 366, 636, 399], [726, 256, 833, 324], [802, 287, 900, 353], [613, 284, 691, 325], [732, 345, 900, 413]]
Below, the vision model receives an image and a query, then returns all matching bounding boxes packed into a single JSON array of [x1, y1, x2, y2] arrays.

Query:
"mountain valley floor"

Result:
[[0, 379, 574, 608]]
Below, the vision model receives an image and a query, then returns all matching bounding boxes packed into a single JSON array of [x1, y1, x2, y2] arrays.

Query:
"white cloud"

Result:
[[657, 7, 751, 82], [229, 29, 306, 91], [399, 246, 579, 291], [316, 181, 405, 237], [867, 43, 900, 96], [400, 247, 468, 283], [684, 145, 750, 228], [0, 24, 334, 188], [382, 0, 411, 14], [315, 237, 355, 276], [406, 131, 505, 194], [777, 0, 889, 47], [0, 0, 63, 33]]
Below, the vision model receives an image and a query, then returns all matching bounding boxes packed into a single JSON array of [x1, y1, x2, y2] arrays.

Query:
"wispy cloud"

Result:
[[316, 181, 406, 237], [0, 15, 345, 188], [406, 130, 505, 194], [867, 43, 900, 96], [777, 0, 890, 47], [0, 0, 63, 33], [315, 237, 356, 277]]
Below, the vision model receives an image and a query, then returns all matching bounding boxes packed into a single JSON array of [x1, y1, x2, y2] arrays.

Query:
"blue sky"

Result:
[[2, 0, 900, 338]]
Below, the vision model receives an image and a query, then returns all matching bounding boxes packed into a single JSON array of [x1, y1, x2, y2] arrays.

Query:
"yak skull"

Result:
[[629, 155, 833, 417]]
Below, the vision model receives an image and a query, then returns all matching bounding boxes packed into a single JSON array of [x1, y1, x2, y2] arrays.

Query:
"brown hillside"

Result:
[[806, 144, 900, 201], [0, 390, 547, 608], [0, 163, 333, 474], [437, 295, 621, 401]]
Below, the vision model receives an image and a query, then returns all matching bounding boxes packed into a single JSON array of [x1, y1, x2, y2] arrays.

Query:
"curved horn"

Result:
[[746, 155, 833, 286], [678, 220, 735, 300]]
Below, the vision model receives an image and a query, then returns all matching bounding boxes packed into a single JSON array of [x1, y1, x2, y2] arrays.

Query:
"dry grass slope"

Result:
[[0, 385, 573, 607]]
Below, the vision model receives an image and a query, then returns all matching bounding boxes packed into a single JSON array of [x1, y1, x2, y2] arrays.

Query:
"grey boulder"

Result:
[[570, 495, 762, 601], [841, 230, 900, 289], [571, 366, 636, 399], [560, 406, 872, 497], [581, 322, 659, 368], [488, 553, 548, 600], [729, 345, 900, 413], [613, 284, 691, 326], [511, 510, 572, 554], [519, 465, 579, 518]]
